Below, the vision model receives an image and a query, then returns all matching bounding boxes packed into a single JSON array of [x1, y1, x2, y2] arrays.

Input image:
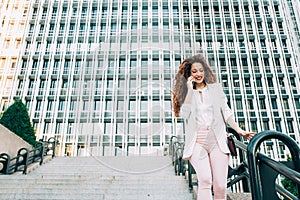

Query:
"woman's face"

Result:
[[190, 62, 205, 84]]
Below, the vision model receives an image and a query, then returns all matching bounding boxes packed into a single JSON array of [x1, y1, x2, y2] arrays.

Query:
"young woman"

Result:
[[172, 54, 255, 200]]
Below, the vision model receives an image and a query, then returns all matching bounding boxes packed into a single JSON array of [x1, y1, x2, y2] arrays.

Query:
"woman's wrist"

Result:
[[238, 130, 246, 136], [227, 117, 243, 134], [183, 89, 193, 104]]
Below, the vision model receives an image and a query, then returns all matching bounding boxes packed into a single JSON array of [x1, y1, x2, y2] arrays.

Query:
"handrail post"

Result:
[[47, 137, 57, 158], [170, 136, 177, 156], [170, 136, 178, 165], [35, 141, 45, 165], [247, 130, 300, 200], [187, 161, 193, 190], [16, 148, 29, 174], [0, 153, 11, 174], [175, 145, 184, 175]]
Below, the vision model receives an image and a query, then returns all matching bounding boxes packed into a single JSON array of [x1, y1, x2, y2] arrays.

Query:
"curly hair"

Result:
[[172, 54, 217, 117]]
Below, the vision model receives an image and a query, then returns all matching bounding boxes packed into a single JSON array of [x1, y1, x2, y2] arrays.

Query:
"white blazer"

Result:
[[181, 83, 233, 160]]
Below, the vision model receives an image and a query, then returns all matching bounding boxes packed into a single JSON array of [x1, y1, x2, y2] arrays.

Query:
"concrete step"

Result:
[[0, 179, 191, 194], [1, 193, 105, 200], [0, 156, 194, 200], [1, 193, 191, 200], [30, 156, 175, 175], [0, 188, 189, 194]]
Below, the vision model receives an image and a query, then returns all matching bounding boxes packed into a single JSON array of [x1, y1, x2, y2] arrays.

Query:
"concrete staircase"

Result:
[[0, 156, 194, 200]]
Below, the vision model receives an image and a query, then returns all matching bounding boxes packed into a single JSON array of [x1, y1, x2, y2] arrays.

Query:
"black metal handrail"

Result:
[[226, 127, 250, 192], [169, 129, 250, 192], [169, 136, 186, 176], [0, 137, 56, 175], [187, 161, 195, 190], [170, 136, 178, 165], [170, 130, 300, 199], [174, 143, 185, 176], [247, 130, 300, 200], [43, 137, 57, 158]]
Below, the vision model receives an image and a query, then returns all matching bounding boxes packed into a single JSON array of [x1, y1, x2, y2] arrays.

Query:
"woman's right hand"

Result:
[[184, 76, 194, 104], [187, 76, 194, 91]]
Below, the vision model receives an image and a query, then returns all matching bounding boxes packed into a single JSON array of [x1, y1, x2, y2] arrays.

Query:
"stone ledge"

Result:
[[0, 124, 32, 157], [27, 155, 53, 174], [227, 192, 252, 200]]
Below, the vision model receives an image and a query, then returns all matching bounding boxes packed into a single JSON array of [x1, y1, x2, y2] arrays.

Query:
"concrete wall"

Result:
[[0, 124, 32, 157]]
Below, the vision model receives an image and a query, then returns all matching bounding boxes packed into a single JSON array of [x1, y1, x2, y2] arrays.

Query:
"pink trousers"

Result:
[[190, 127, 229, 200]]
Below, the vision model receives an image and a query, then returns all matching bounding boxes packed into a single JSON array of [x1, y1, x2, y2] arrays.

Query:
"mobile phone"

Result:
[[192, 81, 196, 90]]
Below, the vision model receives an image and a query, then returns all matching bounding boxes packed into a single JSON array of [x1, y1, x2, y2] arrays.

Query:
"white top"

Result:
[[181, 83, 233, 159], [194, 87, 214, 127]]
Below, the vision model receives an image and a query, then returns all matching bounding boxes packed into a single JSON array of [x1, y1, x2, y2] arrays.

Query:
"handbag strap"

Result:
[[220, 107, 226, 124]]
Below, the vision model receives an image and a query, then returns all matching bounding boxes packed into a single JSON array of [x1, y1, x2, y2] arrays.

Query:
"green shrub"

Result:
[[281, 156, 299, 197], [0, 99, 36, 146]]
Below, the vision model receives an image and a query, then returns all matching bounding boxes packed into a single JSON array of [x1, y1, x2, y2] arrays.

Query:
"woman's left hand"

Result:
[[239, 130, 256, 141]]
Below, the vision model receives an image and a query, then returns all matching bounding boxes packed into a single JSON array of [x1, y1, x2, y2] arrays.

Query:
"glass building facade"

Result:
[[0, 0, 30, 113], [1, 0, 299, 157]]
